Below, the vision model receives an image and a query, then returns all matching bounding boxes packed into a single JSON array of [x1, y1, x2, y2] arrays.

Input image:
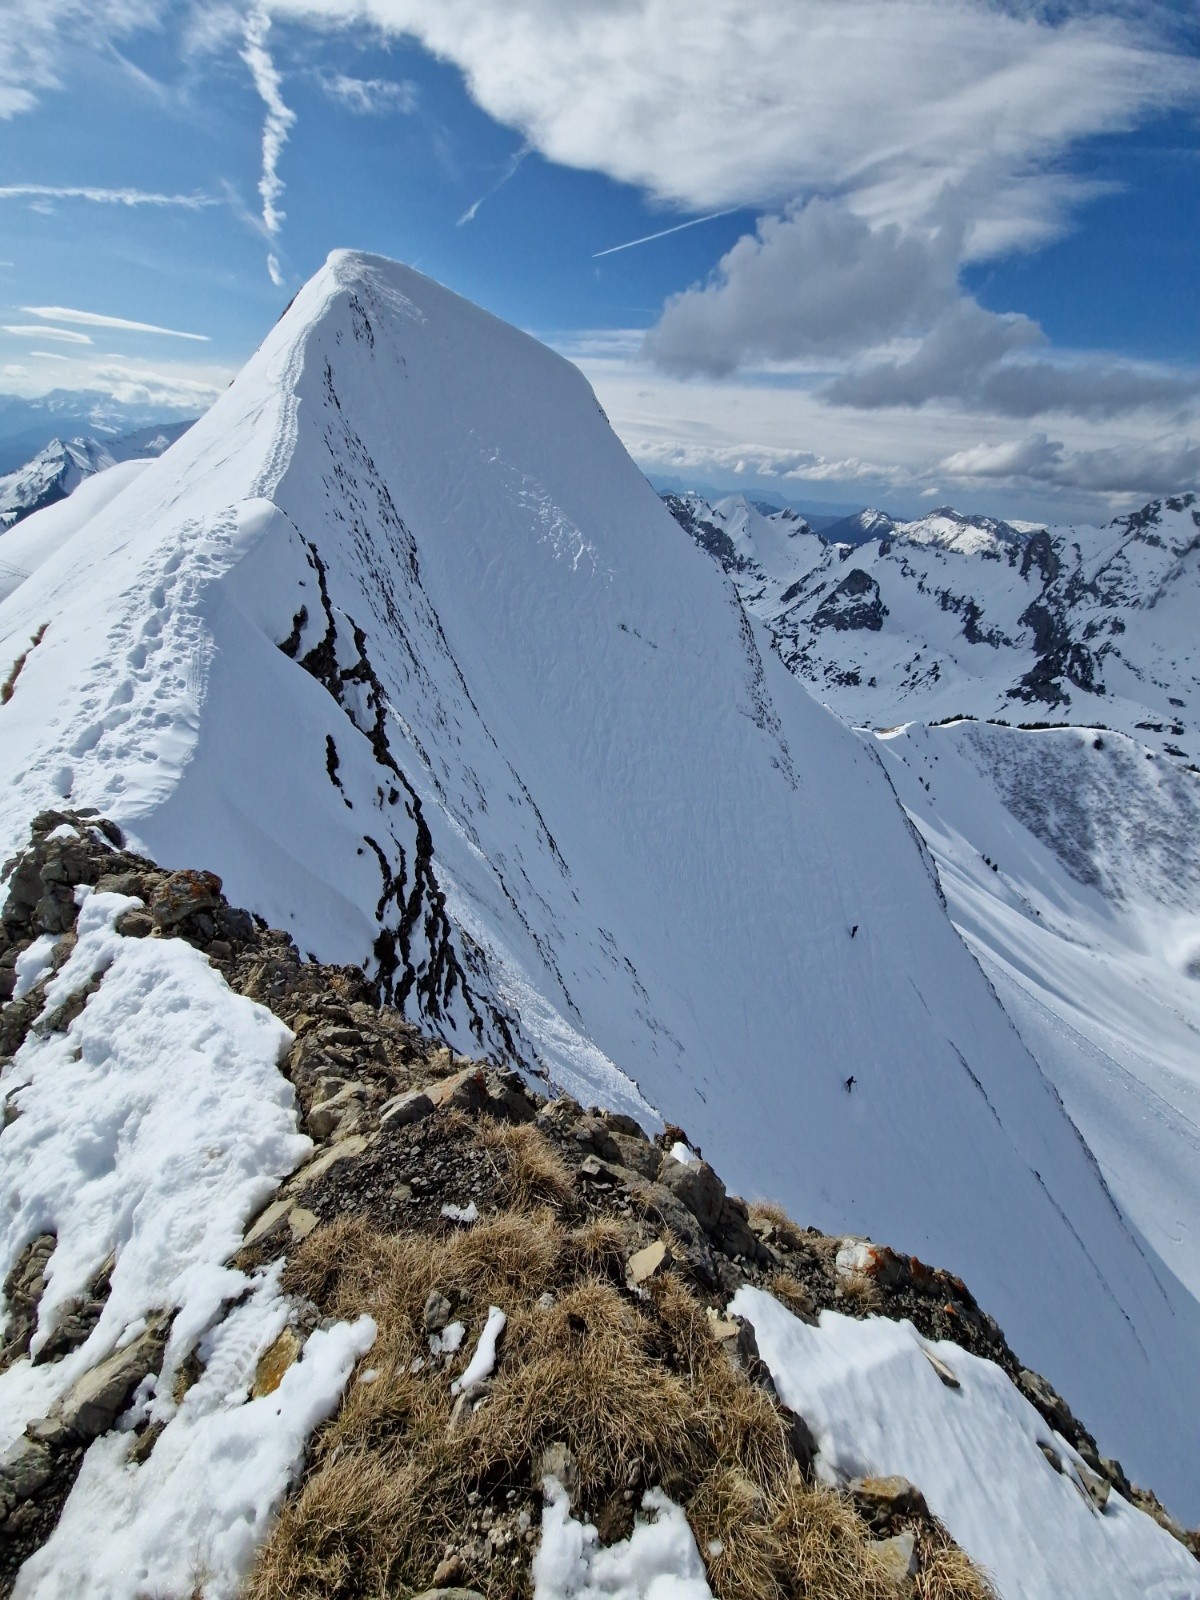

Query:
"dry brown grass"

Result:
[[837, 1273, 884, 1314], [473, 1118, 575, 1211], [248, 1205, 993, 1600], [768, 1271, 818, 1323], [749, 1199, 804, 1236], [915, 1529, 998, 1600], [1, 624, 47, 707]]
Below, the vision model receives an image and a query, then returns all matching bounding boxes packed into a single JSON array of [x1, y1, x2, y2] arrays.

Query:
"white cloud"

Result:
[[87, 360, 224, 407], [0, 183, 214, 208], [316, 70, 416, 114], [242, 5, 296, 285], [0, 0, 160, 119], [940, 432, 1200, 495], [0, 348, 234, 407], [23, 305, 208, 341], [269, 0, 1198, 245], [826, 302, 1200, 419], [646, 201, 961, 374], [2, 324, 94, 344], [259, 1, 1198, 442], [644, 201, 1200, 423], [630, 434, 908, 487], [571, 339, 1200, 511]]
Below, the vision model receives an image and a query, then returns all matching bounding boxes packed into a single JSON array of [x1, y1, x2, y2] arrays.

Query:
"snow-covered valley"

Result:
[[1, 252, 1198, 1595]]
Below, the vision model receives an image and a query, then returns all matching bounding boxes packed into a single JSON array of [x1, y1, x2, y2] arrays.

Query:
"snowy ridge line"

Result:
[[1, 252, 1198, 1514]]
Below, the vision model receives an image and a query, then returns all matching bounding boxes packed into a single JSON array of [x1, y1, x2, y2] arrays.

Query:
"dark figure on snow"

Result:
[[844, 1075, 857, 1093]]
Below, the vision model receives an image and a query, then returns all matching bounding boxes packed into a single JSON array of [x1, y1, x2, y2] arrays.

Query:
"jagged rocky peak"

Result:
[[3, 250, 1200, 1526], [666, 483, 1200, 756]]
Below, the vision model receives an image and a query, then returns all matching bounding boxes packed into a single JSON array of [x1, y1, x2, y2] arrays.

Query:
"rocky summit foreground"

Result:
[[0, 811, 1197, 1598]]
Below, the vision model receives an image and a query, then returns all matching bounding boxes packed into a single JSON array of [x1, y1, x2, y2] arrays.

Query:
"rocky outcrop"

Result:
[[811, 568, 888, 632]]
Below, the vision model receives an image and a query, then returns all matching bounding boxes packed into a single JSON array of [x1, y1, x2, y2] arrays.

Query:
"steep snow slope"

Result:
[[2, 252, 1198, 1512], [875, 721, 1200, 1303], [0, 461, 159, 606], [0, 424, 190, 531]]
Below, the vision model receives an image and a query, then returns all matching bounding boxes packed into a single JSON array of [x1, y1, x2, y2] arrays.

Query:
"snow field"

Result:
[[732, 1287, 1200, 1600], [874, 720, 1200, 1302], [0, 884, 375, 1593]]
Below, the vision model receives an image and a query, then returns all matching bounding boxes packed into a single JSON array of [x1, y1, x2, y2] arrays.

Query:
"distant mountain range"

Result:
[[0, 391, 201, 475], [0, 423, 193, 531], [663, 488, 1199, 761]]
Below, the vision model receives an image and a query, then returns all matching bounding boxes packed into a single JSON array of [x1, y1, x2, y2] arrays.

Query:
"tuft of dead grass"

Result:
[[767, 1271, 818, 1324], [749, 1199, 804, 1238], [915, 1527, 998, 1600], [250, 1204, 994, 1600], [1, 624, 48, 707], [473, 1118, 575, 1211], [838, 1273, 883, 1313]]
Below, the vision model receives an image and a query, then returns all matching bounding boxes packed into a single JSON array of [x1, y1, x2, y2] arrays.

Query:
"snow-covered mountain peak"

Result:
[[890, 505, 1030, 558], [4, 250, 1200, 1516], [669, 484, 1200, 761]]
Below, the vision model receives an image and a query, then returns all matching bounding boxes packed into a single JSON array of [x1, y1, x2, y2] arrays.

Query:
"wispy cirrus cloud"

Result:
[[2, 324, 93, 344], [457, 142, 529, 227], [0, 0, 160, 119], [23, 305, 208, 341], [316, 70, 416, 115]]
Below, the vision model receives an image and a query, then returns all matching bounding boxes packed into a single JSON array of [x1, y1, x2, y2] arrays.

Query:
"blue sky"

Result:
[[0, 0, 1197, 521]]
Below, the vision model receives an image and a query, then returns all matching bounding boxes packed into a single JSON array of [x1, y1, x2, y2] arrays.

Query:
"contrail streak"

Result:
[[592, 208, 738, 258]]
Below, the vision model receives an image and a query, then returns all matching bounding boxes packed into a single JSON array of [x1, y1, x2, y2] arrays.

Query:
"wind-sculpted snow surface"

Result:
[[1, 252, 1199, 1512]]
